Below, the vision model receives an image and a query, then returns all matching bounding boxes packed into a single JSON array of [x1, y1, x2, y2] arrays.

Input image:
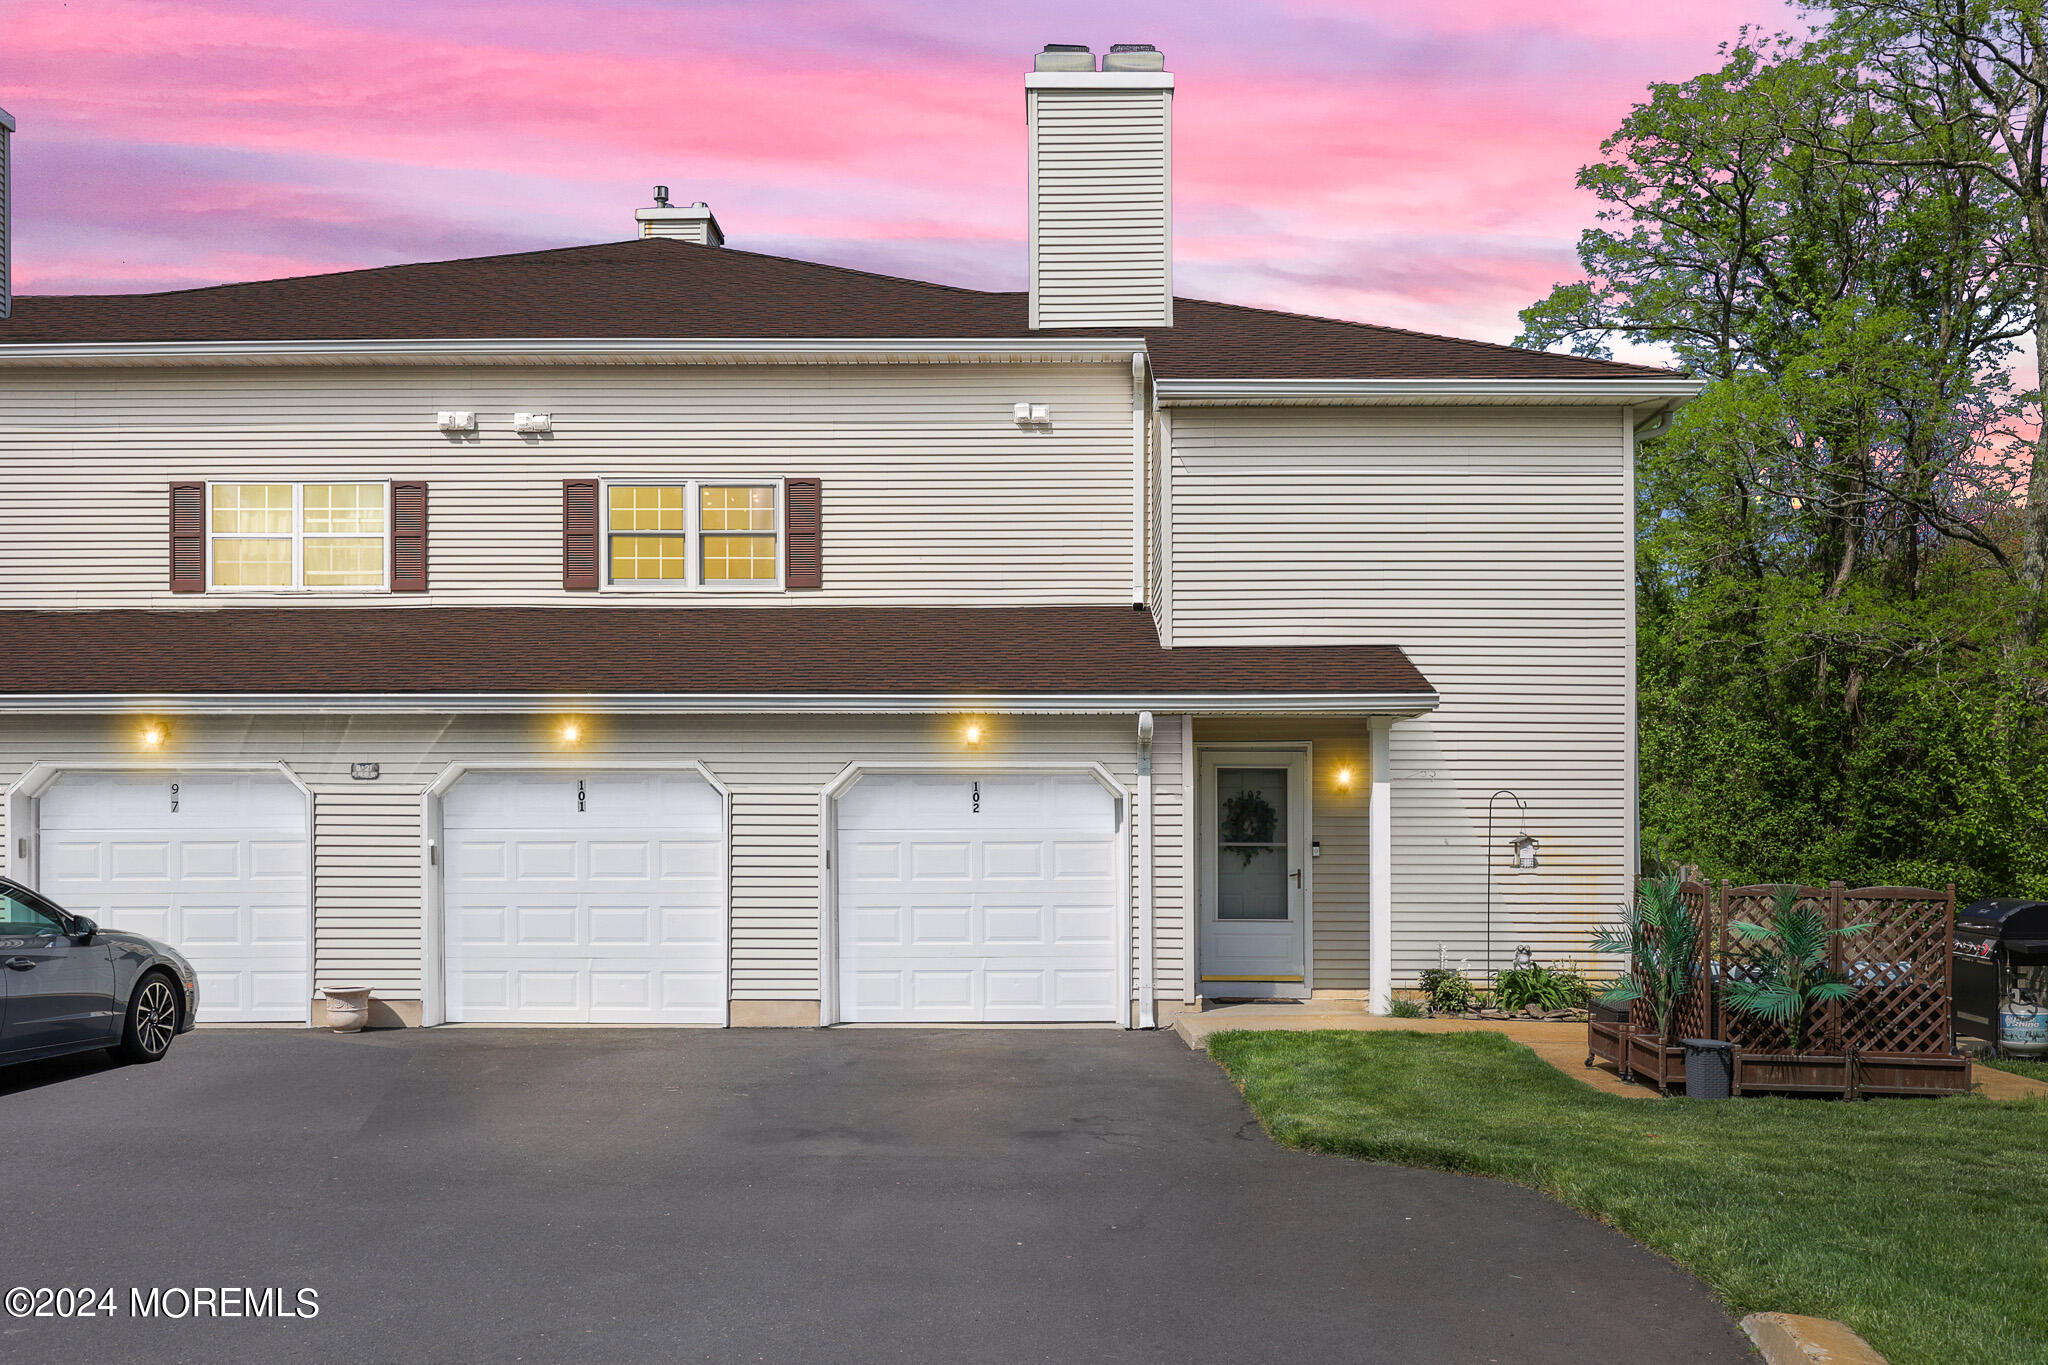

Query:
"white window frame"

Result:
[[599, 477, 785, 593], [204, 480, 392, 594]]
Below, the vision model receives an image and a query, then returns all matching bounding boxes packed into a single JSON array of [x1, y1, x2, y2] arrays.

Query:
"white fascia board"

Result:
[[0, 691, 1439, 716], [1024, 72, 1174, 90], [0, 337, 1151, 369], [1154, 377, 1707, 406]]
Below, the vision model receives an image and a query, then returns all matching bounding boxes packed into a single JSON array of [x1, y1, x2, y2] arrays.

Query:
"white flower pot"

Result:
[[324, 987, 373, 1033]]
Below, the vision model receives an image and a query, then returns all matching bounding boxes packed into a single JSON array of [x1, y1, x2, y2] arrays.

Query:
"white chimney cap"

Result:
[[1102, 44, 1164, 71], [1034, 44, 1094, 72]]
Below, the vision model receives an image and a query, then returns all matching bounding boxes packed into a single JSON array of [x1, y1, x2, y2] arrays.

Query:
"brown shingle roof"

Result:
[[0, 607, 1436, 699], [0, 238, 1668, 381]]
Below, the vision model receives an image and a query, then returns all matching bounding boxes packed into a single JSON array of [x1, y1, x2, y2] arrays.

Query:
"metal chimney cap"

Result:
[[1034, 43, 1096, 72], [1101, 44, 1165, 71], [652, 185, 670, 207]]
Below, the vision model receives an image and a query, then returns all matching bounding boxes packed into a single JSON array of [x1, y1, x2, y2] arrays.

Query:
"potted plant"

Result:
[[1721, 885, 1871, 1087], [1589, 872, 1702, 1089]]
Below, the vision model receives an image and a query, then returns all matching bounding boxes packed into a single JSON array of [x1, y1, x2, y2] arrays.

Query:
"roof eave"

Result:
[[1155, 376, 1707, 406], [0, 690, 1440, 716], [0, 337, 1152, 368]]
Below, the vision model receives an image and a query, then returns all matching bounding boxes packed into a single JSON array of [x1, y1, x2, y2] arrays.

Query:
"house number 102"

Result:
[[971, 781, 980, 814]]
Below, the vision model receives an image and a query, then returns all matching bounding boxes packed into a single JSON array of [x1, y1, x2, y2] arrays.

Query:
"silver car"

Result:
[[0, 876, 198, 1066]]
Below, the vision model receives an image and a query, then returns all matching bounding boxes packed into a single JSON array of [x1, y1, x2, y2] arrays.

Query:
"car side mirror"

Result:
[[69, 916, 97, 943]]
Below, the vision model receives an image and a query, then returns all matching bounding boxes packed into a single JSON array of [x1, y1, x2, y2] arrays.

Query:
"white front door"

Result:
[[441, 772, 726, 1024], [38, 772, 311, 1022], [1197, 751, 1309, 996], [835, 772, 1121, 1023]]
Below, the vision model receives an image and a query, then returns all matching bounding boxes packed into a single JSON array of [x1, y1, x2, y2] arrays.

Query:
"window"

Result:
[[0, 891, 65, 937], [209, 482, 387, 590], [605, 481, 780, 588]]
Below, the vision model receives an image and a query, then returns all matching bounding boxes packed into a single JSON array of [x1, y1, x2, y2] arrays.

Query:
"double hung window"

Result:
[[606, 481, 780, 588], [208, 482, 388, 590]]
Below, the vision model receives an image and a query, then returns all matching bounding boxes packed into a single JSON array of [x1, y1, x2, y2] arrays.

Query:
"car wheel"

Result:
[[111, 973, 181, 1064]]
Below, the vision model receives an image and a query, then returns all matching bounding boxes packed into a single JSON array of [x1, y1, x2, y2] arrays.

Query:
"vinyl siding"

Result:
[[0, 713, 1180, 1007], [1171, 406, 1632, 985], [0, 361, 1137, 609], [1028, 88, 1173, 329]]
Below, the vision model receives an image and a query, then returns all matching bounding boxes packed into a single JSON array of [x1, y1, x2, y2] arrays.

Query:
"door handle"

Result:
[[1291, 868, 1302, 887], [4, 957, 35, 971]]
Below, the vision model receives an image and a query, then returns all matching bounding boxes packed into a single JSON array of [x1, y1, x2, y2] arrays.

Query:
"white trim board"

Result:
[[0, 692, 1442, 717]]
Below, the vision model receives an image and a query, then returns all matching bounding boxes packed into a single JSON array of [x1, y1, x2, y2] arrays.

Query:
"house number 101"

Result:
[[577, 780, 587, 813], [971, 781, 980, 814]]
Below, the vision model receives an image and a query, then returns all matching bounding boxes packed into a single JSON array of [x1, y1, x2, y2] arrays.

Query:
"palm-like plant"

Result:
[[1721, 885, 1873, 1053], [1591, 872, 1702, 1044]]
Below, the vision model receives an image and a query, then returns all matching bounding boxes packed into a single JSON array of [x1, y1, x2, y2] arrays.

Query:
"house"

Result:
[[0, 48, 1698, 1030]]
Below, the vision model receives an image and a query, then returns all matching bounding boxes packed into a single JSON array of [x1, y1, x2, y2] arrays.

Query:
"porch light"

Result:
[[1510, 831, 1541, 870], [138, 723, 167, 750], [1334, 766, 1354, 792]]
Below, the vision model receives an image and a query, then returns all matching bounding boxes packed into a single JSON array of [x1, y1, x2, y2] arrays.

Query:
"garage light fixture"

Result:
[[963, 721, 984, 747], [138, 722, 167, 750], [557, 719, 583, 746]]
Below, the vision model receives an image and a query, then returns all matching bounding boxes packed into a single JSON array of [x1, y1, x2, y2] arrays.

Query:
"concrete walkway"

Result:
[[1172, 1000, 2048, 1101]]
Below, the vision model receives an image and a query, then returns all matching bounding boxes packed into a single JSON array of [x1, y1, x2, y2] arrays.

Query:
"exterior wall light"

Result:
[[558, 719, 583, 745], [1333, 766, 1355, 792], [138, 722, 167, 750], [963, 722, 984, 747]]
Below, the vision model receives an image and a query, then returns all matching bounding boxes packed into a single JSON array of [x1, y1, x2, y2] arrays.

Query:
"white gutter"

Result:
[[1155, 377, 1708, 406], [0, 690, 1440, 716], [1135, 711, 1156, 1029], [0, 336, 1151, 369]]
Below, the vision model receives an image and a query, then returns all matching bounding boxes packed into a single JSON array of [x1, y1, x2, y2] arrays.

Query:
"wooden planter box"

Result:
[[1732, 1050, 1972, 1098], [1586, 1016, 1686, 1091]]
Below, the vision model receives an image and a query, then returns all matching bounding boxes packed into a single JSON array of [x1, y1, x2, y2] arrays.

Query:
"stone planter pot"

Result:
[[324, 987, 373, 1033]]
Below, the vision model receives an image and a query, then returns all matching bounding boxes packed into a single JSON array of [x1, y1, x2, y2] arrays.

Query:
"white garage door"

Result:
[[441, 772, 725, 1024], [39, 771, 310, 1023], [836, 773, 1122, 1023]]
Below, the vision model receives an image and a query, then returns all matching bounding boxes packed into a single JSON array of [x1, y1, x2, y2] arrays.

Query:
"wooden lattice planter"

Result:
[[1586, 881, 1973, 1098]]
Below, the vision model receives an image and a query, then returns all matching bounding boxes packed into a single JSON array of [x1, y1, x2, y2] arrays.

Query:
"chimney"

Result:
[[0, 106, 14, 319], [635, 185, 724, 246], [1026, 44, 1173, 330]]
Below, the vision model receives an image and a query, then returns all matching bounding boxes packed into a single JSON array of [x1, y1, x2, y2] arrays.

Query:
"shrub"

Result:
[[1387, 997, 1427, 1018], [1496, 963, 1594, 1013], [1417, 966, 1480, 1015]]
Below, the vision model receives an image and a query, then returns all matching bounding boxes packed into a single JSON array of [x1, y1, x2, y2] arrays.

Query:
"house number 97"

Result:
[[169, 782, 179, 814], [971, 781, 981, 814]]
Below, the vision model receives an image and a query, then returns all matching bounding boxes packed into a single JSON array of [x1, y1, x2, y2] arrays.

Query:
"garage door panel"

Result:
[[39, 773, 310, 1023], [836, 773, 1122, 1024], [442, 773, 726, 1024]]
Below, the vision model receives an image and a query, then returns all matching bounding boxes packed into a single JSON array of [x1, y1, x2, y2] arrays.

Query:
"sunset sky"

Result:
[[1, 0, 1796, 344]]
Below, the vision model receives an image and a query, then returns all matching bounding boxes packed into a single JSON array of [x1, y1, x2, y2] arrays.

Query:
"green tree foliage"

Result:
[[1520, 21, 2048, 899]]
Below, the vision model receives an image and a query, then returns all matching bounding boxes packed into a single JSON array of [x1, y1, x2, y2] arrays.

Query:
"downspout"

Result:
[[1136, 710, 1156, 1028], [1132, 353, 1149, 607]]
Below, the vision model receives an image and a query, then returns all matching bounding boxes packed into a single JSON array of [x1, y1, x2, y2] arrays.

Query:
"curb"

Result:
[[1741, 1313, 1887, 1364]]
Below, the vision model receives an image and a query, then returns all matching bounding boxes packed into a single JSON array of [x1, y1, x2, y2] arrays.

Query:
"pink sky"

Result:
[[0, 0, 1796, 343]]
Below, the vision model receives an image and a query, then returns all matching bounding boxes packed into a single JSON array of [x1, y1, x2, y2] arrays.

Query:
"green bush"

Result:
[[1387, 997, 1427, 1018], [1496, 963, 1593, 1013], [1417, 967, 1480, 1015]]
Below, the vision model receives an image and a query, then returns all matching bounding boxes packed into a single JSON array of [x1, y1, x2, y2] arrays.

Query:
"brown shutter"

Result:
[[563, 479, 600, 590], [169, 482, 205, 592], [785, 478, 822, 590], [390, 481, 428, 592]]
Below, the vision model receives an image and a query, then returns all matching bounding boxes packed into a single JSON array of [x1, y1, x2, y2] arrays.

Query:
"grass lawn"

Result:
[[1982, 1054, 2048, 1084], [1208, 1029, 2048, 1365]]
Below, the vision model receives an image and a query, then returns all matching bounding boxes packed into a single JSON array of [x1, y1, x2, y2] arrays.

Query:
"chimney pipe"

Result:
[[1025, 45, 1173, 329], [0, 107, 14, 320]]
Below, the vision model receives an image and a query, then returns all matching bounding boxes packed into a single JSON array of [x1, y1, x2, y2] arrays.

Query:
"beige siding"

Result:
[[0, 713, 1183, 1006], [1172, 406, 1632, 985], [0, 362, 1137, 609], [1028, 87, 1173, 329]]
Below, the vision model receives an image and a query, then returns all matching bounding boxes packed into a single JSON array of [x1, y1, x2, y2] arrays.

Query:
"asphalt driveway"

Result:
[[0, 1027, 1749, 1363]]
